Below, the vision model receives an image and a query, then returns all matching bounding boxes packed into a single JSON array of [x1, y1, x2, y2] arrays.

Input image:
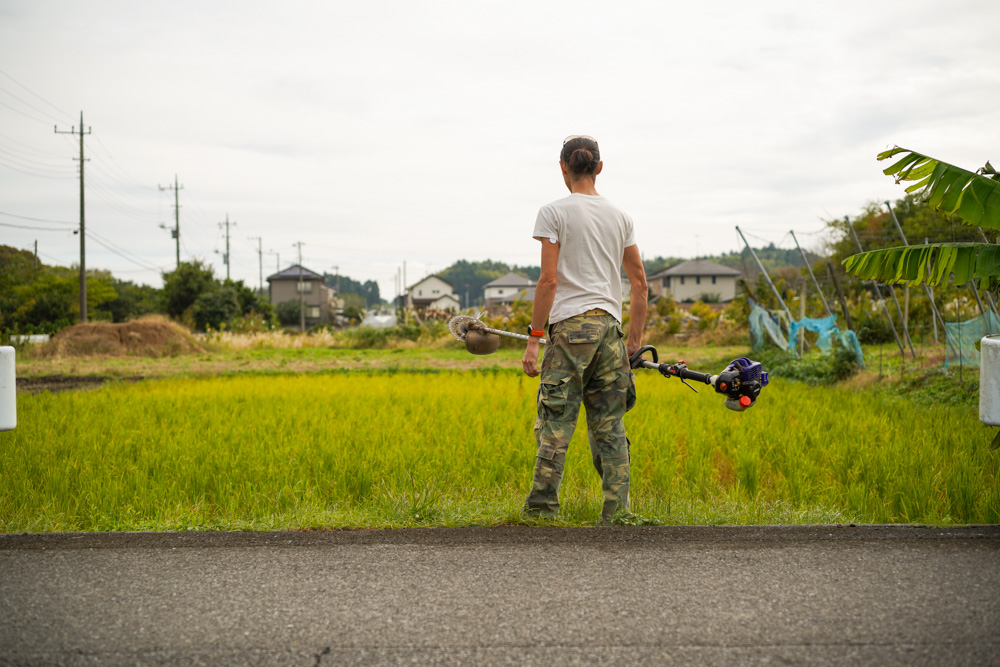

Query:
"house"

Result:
[[267, 264, 340, 327], [648, 259, 742, 302], [483, 272, 535, 308], [407, 275, 460, 312]]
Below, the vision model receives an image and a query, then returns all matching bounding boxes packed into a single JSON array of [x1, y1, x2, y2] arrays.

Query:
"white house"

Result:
[[406, 275, 460, 311], [648, 260, 742, 302], [483, 272, 535, 308]]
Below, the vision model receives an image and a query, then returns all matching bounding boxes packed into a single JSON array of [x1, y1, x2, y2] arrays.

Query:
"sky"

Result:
[[1, 0, 999, 301]]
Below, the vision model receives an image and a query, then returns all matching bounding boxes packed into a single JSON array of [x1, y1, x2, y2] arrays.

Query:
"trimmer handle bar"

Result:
[[629, 346, 713, 384]]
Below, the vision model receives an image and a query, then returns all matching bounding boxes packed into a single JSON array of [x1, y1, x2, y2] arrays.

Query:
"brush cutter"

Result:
[[448, 315, 768, 411]]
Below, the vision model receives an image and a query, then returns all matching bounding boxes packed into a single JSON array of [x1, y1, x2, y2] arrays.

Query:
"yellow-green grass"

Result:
[[2, 369, 996, 531]]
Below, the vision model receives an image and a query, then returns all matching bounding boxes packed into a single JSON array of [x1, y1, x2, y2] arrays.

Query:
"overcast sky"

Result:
[[1, 0, 999, 299]]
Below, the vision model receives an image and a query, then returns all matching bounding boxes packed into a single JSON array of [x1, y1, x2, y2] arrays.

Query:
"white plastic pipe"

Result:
[[981, 335, 1000, 427], [0, 346, 15, 431]]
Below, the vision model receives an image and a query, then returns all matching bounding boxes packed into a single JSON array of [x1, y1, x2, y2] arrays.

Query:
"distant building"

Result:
[[648, 260, 742, 302], [407, 275, 460, 311], [483, 272, 535, 308], [267, 264, 341, 327]]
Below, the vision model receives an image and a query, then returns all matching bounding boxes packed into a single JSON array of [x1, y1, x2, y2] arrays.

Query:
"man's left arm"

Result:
[[622, 244, 647, 357]]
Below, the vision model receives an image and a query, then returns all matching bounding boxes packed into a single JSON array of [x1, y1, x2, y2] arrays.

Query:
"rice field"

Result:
[[1, 368, 997, 531]]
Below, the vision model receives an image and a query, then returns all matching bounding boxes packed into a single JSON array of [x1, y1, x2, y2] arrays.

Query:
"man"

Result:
[[522, 135, 647, 524]]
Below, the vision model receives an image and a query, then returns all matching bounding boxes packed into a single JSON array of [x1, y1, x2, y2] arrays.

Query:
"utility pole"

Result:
[[217, 214, 236, 281], [249, 236, 263, 295], [331, 265, 340, 295], [33, 240, 38, 273], [159, 174, 183, 268], [294, 241, 305, 332], [268, 250, 280, 274], [55, 112, 91, 323]]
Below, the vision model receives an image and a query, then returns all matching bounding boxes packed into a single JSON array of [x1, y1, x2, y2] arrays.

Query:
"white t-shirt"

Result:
[[532, 193, 636, 325]]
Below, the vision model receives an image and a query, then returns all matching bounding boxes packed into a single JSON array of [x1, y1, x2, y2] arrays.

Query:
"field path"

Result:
[[2, 526, 998, 665]]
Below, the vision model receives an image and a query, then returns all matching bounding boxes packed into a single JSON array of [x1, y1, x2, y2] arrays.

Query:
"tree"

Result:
[[843, 148, 1000, 290], [98, 278, 160, 323], [323, 273, 382, 307], [161, 260, 216, 319], [192, 285, 240, 331]]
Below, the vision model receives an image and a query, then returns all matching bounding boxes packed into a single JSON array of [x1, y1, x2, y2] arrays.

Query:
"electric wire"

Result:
[[0, 69, 75, 124], [86, 229, 167, 273], [90, 134, 155, 191], [0, 210, 77, 225], [84, 182, 162, 224], [0, 130, 68, 158], [0, 83, 71, 127], [0, 144, 76, 172], [0, 155, 75, 179], [0, 220, 74, 232], [0, 98, 57, 127], [85, 170, 161, 221], [87, 235, 165, 273]]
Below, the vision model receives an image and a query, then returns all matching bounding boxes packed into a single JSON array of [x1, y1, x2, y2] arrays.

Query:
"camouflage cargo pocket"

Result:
[[538, 371, 573, 419], [567, 329, 600, 344]]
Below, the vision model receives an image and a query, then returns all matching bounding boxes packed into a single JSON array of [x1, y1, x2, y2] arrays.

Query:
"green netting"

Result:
[[749, 300, 865, 368], [944, 311, 1000, 368]]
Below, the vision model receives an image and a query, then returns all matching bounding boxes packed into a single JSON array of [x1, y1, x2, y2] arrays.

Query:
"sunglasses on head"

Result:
[[563, 135, 596, 145]]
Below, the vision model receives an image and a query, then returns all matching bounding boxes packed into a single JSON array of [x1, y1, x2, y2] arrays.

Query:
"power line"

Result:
[[0, 69, 74, 123], [0, 131, 67, 159], [0, 210, 77, 225], [0, 98, 56, 127], [0, 154, 75, 179], [90, 134, 153, 190], [85, 171, 161, 221], [86, 230, 166, 273], [0, 144, 76, 171], [0, 82, 70, 127], [0, 220, 73, 232]]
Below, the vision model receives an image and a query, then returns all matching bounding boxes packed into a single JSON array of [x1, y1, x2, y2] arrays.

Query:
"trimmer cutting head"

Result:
[[447, 315, 500, 355], [447, 315, 484, 342]]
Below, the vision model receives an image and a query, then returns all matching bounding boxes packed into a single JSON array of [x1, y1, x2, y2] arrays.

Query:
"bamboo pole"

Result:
[[790, 230, 833, 318], [845, 220, 906, 356]]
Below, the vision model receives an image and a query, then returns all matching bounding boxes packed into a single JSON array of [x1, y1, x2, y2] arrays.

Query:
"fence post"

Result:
[[0, 346, 15, 432]]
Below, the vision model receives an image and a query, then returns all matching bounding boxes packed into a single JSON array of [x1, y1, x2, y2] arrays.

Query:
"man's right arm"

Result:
[[622, 244, 647, 357]]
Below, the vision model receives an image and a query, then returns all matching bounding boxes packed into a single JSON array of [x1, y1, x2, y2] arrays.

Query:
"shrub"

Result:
[[756, 339, 860, 385]]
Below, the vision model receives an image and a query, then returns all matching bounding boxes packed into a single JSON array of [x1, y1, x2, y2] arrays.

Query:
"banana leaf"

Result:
[[843, 242, 1000, 289], [878, 147, 1000, 231]]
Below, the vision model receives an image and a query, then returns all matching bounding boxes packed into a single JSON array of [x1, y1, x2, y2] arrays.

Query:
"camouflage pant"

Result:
[[524, 311, 636, 522]]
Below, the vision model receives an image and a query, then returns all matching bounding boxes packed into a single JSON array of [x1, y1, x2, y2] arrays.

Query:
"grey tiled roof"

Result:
[[649, 260, 742, 279], [266, 265, 325, 281]]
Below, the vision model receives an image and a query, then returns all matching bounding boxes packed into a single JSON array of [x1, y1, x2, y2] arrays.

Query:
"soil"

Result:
[[34, 319, 203, 358], [16, 375, 145, 395]]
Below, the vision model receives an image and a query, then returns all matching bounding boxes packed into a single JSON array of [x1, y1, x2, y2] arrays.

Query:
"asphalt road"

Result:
[[1, 525, 998, 666]]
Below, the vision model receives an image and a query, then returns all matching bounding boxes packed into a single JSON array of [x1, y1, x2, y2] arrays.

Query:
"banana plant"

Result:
[[843, 148, 1000, 290]]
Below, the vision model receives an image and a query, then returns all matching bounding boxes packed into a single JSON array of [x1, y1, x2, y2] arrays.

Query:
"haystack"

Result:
[[37, 318, 203, 357]]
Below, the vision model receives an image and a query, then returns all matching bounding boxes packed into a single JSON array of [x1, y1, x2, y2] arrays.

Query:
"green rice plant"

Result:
[[0, 368, 996, 531]]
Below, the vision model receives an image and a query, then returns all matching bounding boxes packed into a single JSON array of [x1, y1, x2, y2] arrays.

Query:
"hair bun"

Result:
[[560, 137, 600, 175]]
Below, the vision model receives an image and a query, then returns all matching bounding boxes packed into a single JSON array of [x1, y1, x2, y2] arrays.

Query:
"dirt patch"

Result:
[[16, 375, 144, 394], [34, 318, 203, 358]]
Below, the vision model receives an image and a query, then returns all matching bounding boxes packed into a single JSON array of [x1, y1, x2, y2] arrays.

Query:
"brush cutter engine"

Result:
[[629, 346, 768, 412]]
